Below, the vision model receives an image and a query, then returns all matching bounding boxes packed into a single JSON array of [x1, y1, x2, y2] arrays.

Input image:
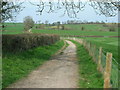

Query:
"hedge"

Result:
[[2, 34, 60, 52]]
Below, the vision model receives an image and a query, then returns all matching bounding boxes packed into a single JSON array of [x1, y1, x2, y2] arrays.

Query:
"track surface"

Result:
[[8, 40, 79, 88]]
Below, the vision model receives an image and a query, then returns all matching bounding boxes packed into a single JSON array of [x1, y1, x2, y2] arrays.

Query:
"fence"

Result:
[[82, 39, 118, 88], [61, 37, 119, 88]]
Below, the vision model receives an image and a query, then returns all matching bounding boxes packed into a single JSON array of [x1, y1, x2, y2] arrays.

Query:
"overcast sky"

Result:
[[13, 1, 119, 23]]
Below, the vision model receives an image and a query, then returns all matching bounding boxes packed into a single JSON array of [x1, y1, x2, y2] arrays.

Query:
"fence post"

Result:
[[89, 42, 92, 56], [93, 45, 96, 61], [104, 52, 112, 88], [83, 40, 85, 46], [88, 42, 90, 54], [97, 47, 102, 73]]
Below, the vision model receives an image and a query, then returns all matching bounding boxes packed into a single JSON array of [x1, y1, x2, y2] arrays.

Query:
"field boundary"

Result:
[[61, 35, 120, 38], [61, 37, 119, 88]]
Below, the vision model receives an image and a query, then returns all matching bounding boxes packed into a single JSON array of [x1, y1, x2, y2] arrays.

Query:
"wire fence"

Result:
[[82, 39, 118, 88], [62, 37, 119, 88]]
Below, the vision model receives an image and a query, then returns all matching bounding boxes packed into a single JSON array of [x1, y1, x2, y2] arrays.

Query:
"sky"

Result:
[[12, 1, 119, 23]]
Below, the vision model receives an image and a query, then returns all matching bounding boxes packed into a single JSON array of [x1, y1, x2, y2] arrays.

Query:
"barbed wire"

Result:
[[112, 57, 119, 66], [102, 49, 119, 66], [67, 37, 119, 67], [102, 49, 107, 54]]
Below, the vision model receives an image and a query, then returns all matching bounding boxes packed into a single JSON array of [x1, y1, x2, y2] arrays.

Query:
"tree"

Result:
[[23, 16, 34, 32], [45, 20, 49, 26], [89, 1, 119, 17], [57, 21, 61, 29], [0, 0, 24, 23], [29, 0, 119, 18]]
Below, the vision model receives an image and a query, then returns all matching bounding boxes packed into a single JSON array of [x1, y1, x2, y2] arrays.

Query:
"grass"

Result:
[[32, 23, 118, 36], [81, 37, 118, 62], [2, 40, 64, 88], [32, 29, 118, 36], [2, 23, 118, 36], [65, 24, 118, 31], [71, 40, 103, 88], [2, 23, 24, 34]]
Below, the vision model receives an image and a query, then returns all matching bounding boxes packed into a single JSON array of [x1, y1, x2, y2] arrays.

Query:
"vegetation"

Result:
[[32, 29, 118, 36], [2, 34, 60, 52], [2, 23, 118, 61], [82, 37, 118, 62], [1, 23, 24, 34], [23, 16, 34, 32], [1, 0, 119, 88], [32, 23, 118, 36], [0, 0, 23, 23], [71, 40, 103, 88], [2, 40, 64, 88], [2, 23, 118, 35]]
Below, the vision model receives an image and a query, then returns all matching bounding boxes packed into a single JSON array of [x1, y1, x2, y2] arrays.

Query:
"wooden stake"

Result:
[[97, 47, 103, 73], [104, 53, 112, 88], [93, 45, 96, 62]]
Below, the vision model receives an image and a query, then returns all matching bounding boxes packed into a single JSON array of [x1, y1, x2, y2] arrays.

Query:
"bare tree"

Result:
[[23, 16, 34, 32], [29, 0, 119, 18], [89, 1, 119, 17], [57, 21, 61, 29], [45, 20, 49, 26], [0, 0, 24, 23]]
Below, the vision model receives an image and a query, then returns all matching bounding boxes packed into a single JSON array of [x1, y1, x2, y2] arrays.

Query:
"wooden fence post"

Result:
[[104, 52, 112, 88], [93, 45, 96, 62], [88, 42, 90, 55], [97, 47, 103, 73], [89, 42, 92, 56]]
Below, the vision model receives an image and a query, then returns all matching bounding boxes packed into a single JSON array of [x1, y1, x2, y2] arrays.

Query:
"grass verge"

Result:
[[71, 40, 104, 88], [2, 40, 64, 88]]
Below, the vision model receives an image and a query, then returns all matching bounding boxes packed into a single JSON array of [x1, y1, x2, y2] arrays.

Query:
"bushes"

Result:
[[81, 26, 85, 31], [2, 34, 60, 52], [109, 27, 116, 32]]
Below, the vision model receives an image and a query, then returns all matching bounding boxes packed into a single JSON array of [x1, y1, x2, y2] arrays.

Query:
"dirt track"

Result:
[[8, 40, 79, 88]]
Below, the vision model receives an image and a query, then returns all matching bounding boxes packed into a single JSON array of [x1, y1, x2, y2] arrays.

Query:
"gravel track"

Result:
[[8, 40, 79, 88]]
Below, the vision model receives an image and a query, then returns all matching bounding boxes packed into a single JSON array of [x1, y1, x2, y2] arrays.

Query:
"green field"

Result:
[[32, 29, 118, 36], [32, 23, 118, 36], [81, 37, 118, 62], [65, 24, 118, 31], [2, 23, 118, 36], [2, 23, 119, 88], [2, 23, 119, 63], [2, 23, 24, 34]]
